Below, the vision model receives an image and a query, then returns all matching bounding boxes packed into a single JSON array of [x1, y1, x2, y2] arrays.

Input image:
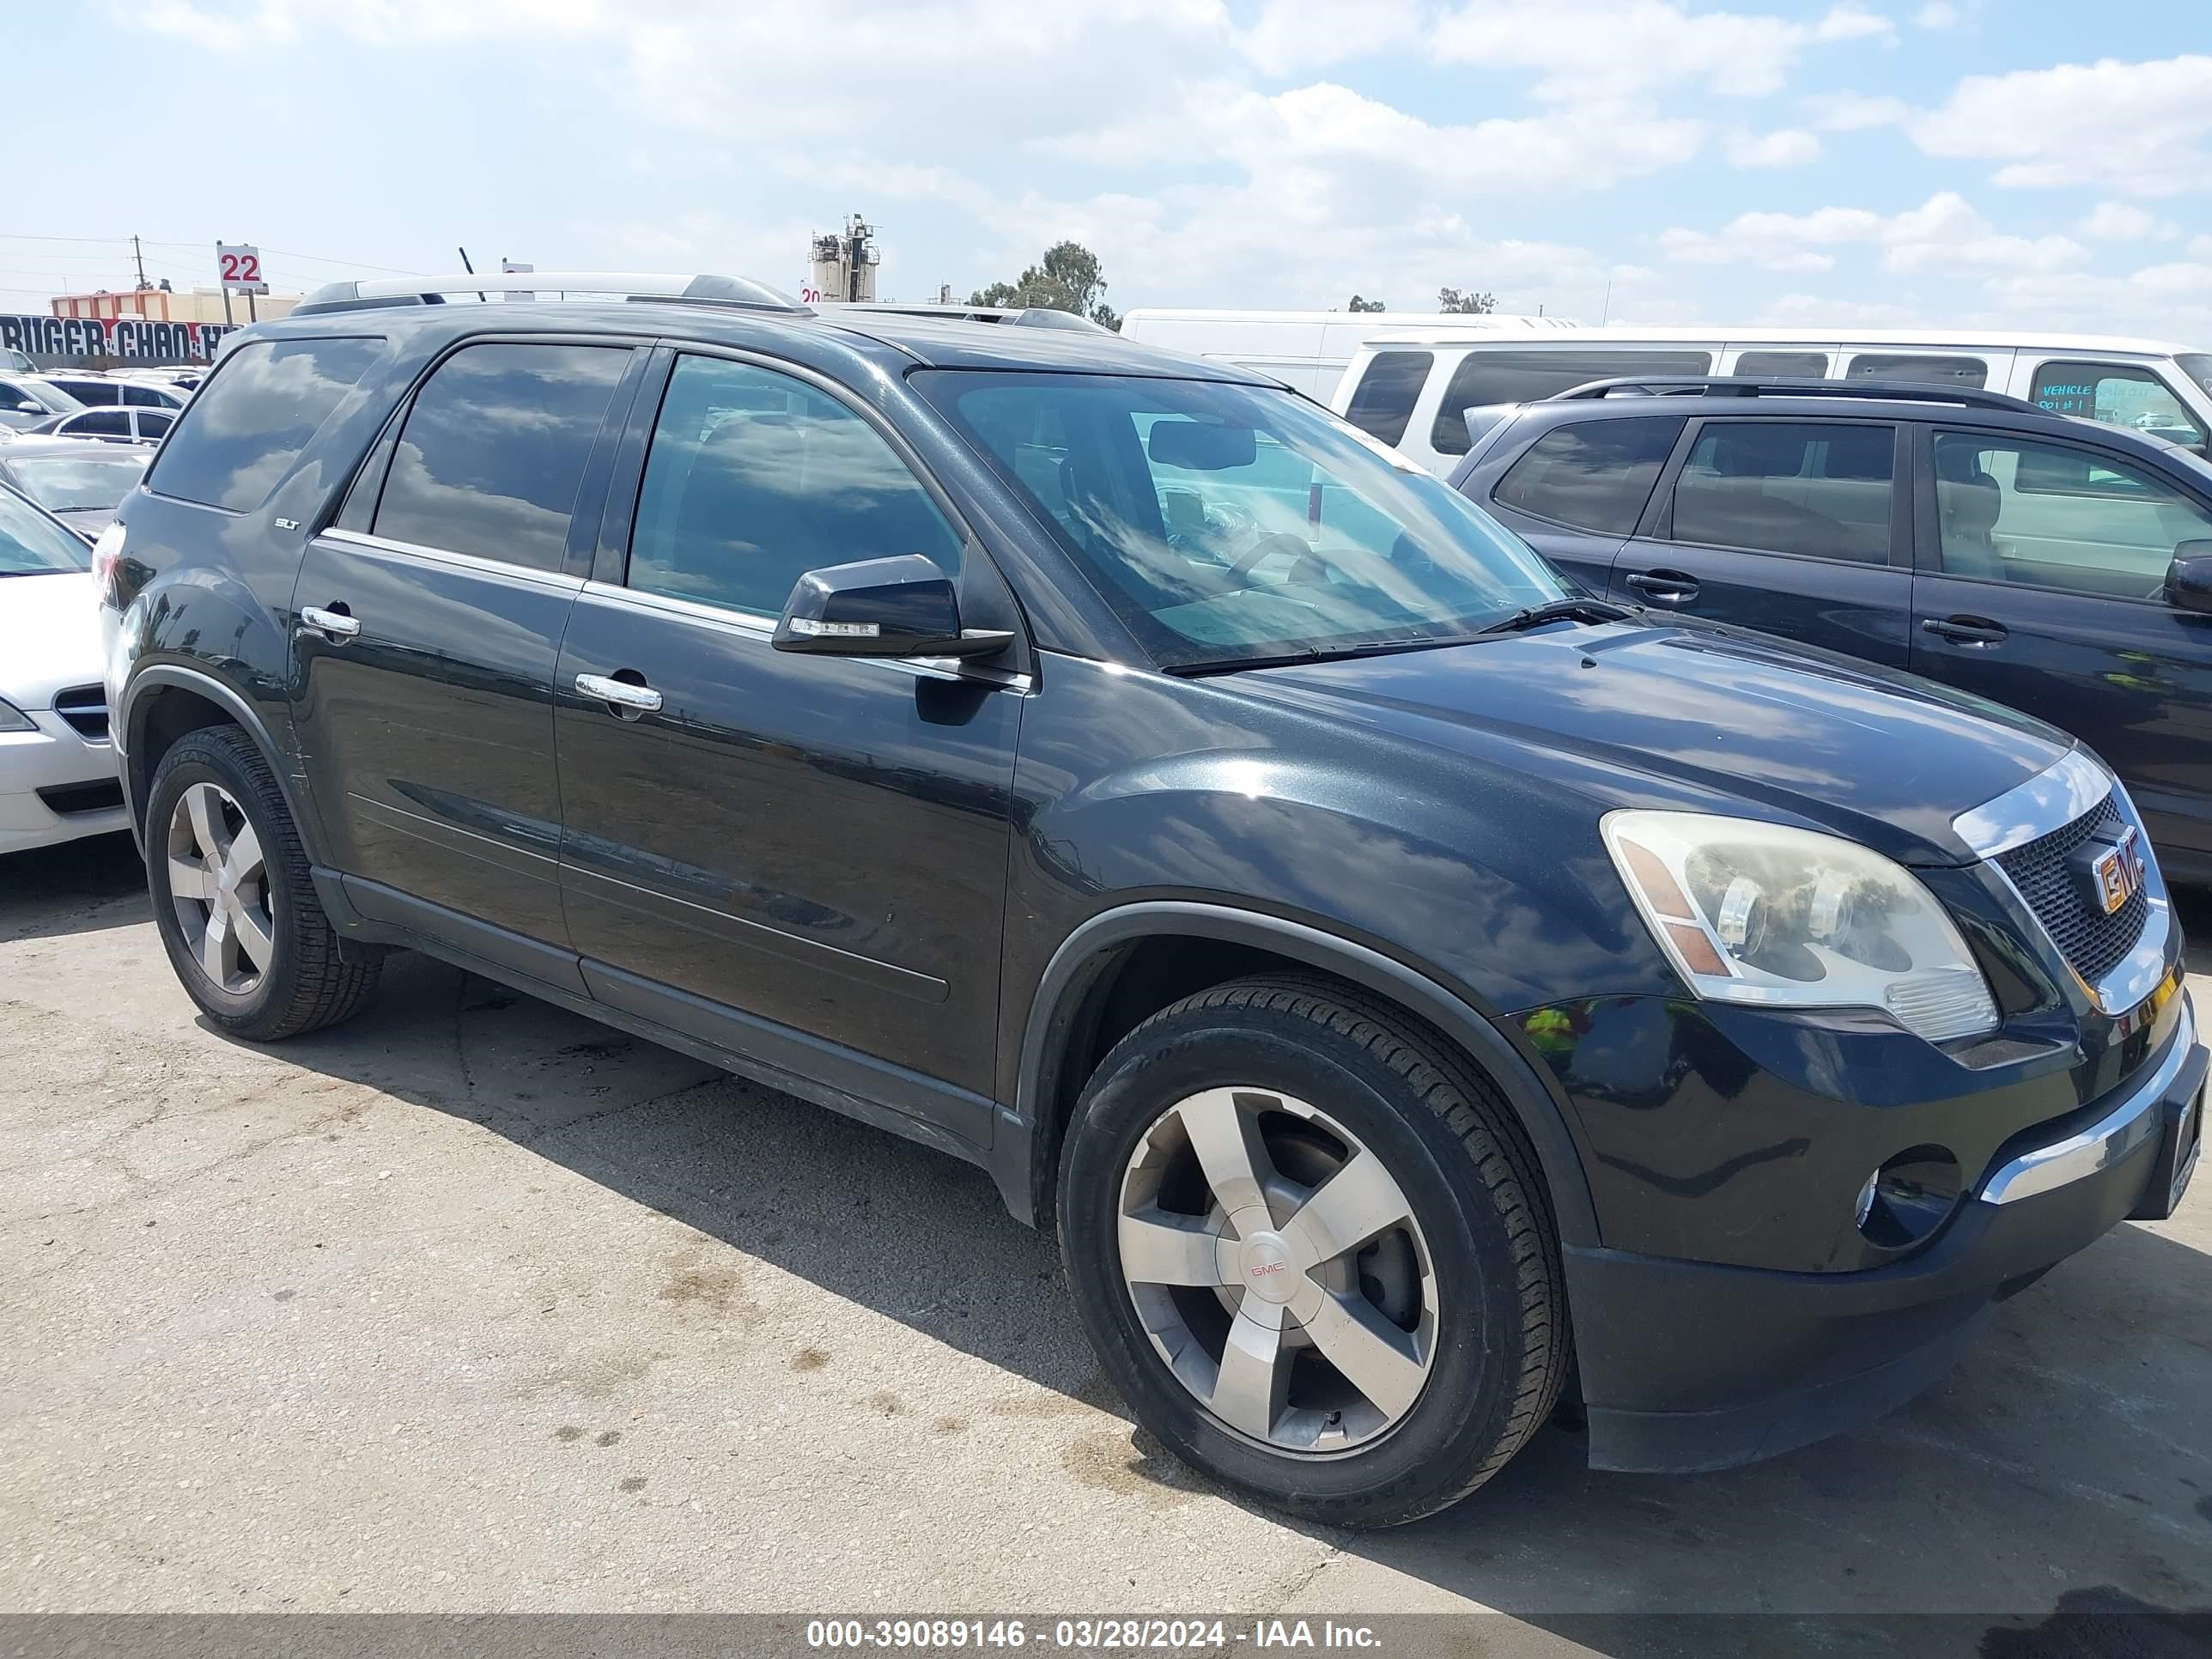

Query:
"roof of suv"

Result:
[[238, 295, 1276, 385]]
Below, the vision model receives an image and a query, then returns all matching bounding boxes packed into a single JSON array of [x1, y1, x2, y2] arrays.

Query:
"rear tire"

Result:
[[146, 726, 380, 1041], [1059, 975, 1567, 1528]]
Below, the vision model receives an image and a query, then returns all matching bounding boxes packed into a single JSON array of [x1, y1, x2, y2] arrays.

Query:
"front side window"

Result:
[[1669, 422, 1894, 563], [149, 336, 382, 513], [138, 410, 173, 438], [923, 370, 1565, 670], [58, 380, 121, 407], [122, 384, 169, 408], [1492, 416, 1683, 536], [1845, 353, 1987, 389], [627, 356, 963, 618], [70, 410, 131, 438], [1343, 350, 1431, 447], [2030, 361, 2206, 447], [1931, 430, 2212, 600], [374, 342, 631, 573], [1431, 350, 1713, 457], [0, 488, 93, 574]]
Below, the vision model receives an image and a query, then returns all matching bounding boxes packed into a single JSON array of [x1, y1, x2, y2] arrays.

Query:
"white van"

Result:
[[1328, 326, 2212, 475], [1119, 308, 1580, 399]]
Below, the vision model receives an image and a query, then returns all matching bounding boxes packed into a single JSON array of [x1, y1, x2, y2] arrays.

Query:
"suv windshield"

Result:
[[922, 371, 1564, 670], [0, 488, 92, 574]]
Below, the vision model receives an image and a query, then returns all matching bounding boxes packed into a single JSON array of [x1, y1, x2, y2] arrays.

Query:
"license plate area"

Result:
[[2133, 1073, 2203, 1222]]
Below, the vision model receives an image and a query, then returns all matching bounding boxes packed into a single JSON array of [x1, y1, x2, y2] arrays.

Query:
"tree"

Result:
[[1346, 294, 1386, 312], [969, 240, 1121, 330], [1437, 286, 1497, 314]]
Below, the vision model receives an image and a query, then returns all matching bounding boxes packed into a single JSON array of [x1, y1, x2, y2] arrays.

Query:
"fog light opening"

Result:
[[1856, 1146, 1962, 1249]]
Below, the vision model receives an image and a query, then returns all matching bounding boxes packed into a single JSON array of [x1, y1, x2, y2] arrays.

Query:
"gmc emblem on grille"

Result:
[[2069, 825, 2147, 917]]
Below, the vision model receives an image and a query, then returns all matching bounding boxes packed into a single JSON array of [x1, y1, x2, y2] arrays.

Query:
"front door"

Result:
[[292, 337, 641, 973], [1610, 416, 1914, 666], [1909, 425, 2212, 872], [1475, 412, 1684, 594], [554, 352, 1020, 1127]]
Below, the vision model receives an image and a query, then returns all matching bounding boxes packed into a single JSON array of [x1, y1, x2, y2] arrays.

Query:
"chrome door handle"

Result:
[[575, 672, 663, 714], [300, 605, 360, 641]]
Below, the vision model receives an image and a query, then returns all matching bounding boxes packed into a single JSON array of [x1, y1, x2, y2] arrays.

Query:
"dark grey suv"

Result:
[[95, 276, 2202, 1525]]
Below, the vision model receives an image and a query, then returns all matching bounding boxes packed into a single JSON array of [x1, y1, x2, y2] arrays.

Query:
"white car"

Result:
[[0, 487, 128, 854]]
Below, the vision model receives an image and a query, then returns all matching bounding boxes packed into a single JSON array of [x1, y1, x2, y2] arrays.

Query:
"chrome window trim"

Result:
[[1980, 994, 2197, 1204], [318, 526, 585, 592], [1952, 746, 2112, 860], [574, 580, 1032, 692]]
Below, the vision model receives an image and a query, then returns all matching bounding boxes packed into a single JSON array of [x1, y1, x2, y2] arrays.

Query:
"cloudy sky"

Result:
[[9, 1, 2209, 336]]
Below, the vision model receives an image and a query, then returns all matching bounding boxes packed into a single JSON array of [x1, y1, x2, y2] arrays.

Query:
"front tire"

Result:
[[146, 726, 380, 1041], [1059, 976, 1567, 1528]]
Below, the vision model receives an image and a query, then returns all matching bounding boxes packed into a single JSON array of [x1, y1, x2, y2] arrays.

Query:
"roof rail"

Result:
[[293, 272, 809, 318], [837, 301, 1115, 335], [1553, 375, 2045, 416]]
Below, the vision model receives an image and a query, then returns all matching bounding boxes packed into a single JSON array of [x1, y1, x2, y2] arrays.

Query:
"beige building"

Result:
[[50, 286, 302, 325]]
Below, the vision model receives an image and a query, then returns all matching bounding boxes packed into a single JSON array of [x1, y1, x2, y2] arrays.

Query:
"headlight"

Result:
[[1603, 811, 1998, 1043], [0, 697, 35, 733]]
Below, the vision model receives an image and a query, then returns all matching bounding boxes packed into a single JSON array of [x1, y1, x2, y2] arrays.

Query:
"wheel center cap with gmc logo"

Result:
[[1237, 1231, 1297, 1304]]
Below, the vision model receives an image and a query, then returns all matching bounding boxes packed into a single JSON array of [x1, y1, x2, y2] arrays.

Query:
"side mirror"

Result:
[[11, 400, 39, 415], [2167, 544, 2212, 615], [773, 554, 1014, 659]]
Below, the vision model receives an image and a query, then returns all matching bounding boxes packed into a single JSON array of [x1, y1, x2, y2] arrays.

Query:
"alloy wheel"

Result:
[[166, 781, 275, 995], [1116, 1086, 1438, 1454]]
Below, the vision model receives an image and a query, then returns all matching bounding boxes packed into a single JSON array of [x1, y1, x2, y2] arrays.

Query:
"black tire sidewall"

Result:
[[145, 736, 302, 1032], [1060, 1001, 1542, 1521]]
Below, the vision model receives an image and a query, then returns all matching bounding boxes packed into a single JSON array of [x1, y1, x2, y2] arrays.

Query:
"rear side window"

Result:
[[1343, 350, 1431, 447], [1734, 350, 1828, 379], [139, 410, 174, 438], [373, 343, 631, 573], [1492, 416, 1683, 535], [1844, 353, 1987, 389], [60, 380, 122, 406], [149, 337, 381, 513], [1669, 421, 1895, 563], [1431, 350, 1712, 457]]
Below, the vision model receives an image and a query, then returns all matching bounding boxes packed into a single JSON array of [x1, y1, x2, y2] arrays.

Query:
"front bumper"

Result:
[[0, 712, 128, 854], [1566, 996, 2205, 1473]]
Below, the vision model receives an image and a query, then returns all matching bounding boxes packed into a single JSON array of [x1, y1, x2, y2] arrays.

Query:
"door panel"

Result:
[[1911, 425, 2212, 866], [1611, 418, 1912, 665], [556, 591, 1019, 1097], [1471, 413, 1686, 594]]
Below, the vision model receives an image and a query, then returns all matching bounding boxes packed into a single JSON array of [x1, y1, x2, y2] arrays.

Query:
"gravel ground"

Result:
[[2, 832, 2207, 1652]]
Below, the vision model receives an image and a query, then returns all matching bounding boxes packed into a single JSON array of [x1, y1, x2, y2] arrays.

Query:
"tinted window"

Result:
[[2030, 360, 2205, 447], [56, 379, 120, 406], [1431, 350, 1712, 457], [1844, 353, 1987, 389], [927, 370, 1564, 671], [1734, 350, 1829, 379], [149, 337, 381, 513], [0, 488, 92, 574], [2179, 354, 2212, 403], [627, 355, 963, 617], [1492, 416, 1682, 535], [139, 410, 173, 437], [122, 383, 169, 407], [1344, 350, 1431, 447], [70, 410, 131, 437], [374, 343, 629, 573], [1932, 430, 2212, 599], [1670, 422, 1894, 562]]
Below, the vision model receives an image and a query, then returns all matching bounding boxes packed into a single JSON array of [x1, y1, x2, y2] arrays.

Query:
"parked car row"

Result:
[[0, 368, 186, 447], [71, 272, 2200, 1528]]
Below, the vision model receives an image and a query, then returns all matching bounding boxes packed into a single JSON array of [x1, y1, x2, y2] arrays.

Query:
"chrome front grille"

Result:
[[52, 684, 109, 742], [1993, 794, 2149, 988]]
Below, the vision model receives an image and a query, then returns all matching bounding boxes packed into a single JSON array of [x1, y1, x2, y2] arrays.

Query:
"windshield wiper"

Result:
[[1475, 597, 1631, 635], [1168, 636, 1476, 676]]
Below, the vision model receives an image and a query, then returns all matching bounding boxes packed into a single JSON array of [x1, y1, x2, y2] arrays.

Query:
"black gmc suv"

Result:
[[96, 275, 2203, 1526]]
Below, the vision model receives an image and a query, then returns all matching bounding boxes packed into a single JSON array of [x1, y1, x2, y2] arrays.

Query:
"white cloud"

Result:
[[1978, 264, 2212, 338], [2077, 202, 2180, 241], [1431, 0, 1893, 101], [1912, 1, 1960, 27], [1662, 191, 2085, 276], [1911, 54, 2212, 197], [1804, 90, 1907, 130], [1231, 0, 1425, 77], [1756, 293, 1923, 325], [1727, 128, 1821, 167]]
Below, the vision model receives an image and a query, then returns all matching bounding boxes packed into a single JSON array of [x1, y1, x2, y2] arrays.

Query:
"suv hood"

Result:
[[0, 571, 102, 708], [1240, 618, 2071, 866]]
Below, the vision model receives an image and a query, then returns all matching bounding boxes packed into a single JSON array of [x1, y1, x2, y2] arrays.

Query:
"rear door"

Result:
[[292, 337, 645, 980], [1908, 423, 2212, 870], [1465, 412, 1684, 593], [552, 349, 1020, 1120], [1611, 416, 1914, 665]]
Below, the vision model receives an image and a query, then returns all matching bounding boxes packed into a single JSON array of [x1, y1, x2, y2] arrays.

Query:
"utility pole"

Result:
[[131, 234, 149, 289]]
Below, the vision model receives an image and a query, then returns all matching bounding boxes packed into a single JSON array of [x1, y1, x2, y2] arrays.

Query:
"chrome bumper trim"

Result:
[[1980, 995, 2197, 1206]]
